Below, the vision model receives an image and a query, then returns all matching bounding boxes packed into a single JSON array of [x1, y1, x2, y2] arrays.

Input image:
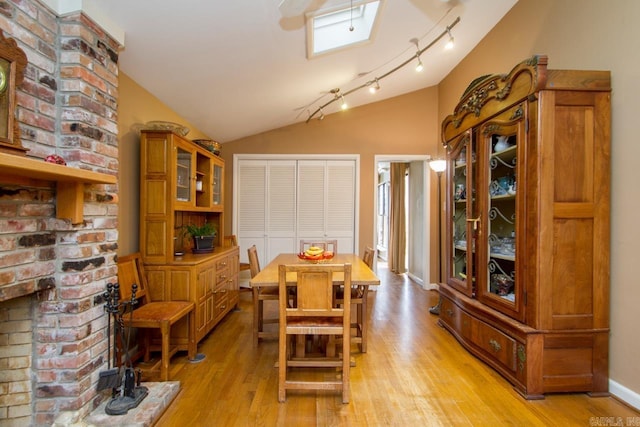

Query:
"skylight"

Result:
[[306, 0, 383, 58]]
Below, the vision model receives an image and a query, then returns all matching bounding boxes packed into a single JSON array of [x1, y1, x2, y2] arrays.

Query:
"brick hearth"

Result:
[[54, 382, 179, 427]]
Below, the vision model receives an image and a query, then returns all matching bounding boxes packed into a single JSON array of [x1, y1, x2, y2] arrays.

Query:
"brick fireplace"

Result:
[[0, 1, 120, 425]]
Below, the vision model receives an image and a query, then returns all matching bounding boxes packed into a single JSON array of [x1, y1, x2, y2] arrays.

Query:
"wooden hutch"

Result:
[[438, 56, 610, 399], [139, 130, 239, 346]]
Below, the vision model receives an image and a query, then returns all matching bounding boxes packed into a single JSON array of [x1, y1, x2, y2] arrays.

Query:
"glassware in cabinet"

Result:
[[477, 114, 524, 319], [212, 162, 222, 206], [176, 147, 192, 203], [447, 130, 477, 298]]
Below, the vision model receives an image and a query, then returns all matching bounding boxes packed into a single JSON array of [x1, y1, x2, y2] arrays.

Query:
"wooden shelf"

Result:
[[0, 152, 117, 224]]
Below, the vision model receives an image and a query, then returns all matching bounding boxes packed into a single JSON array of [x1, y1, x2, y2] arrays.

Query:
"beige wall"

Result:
[[117, 73, 211, 255], [438, 0, 640, 400], [222, 87, 441, 263], [117, 0, 639, 403]]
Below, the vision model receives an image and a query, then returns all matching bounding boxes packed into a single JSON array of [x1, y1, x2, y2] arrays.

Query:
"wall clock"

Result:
[[0, 30, 28, 155]]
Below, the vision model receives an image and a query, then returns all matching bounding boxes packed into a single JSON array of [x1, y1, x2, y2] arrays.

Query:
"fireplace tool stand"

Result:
[[99, 282, 148, 415]]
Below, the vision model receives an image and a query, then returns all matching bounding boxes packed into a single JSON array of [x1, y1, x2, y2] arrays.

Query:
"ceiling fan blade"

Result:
[[278, 0, 313, 18]]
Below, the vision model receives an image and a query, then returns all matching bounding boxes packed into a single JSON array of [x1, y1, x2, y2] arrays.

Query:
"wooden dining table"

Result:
[[249, 253, 380, 288], [249, 253, 380, 357]]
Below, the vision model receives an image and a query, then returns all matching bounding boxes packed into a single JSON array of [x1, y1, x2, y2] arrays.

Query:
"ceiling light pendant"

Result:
[[369, 78, 380, 94], [412, 38, 424, 72], [445, 28, 455, 50], [331, 88, 348, 110], [349, 0, 354, 32]]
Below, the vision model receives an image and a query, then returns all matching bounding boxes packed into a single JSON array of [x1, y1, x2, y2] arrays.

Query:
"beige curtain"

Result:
[[388, 163, 408, 273]]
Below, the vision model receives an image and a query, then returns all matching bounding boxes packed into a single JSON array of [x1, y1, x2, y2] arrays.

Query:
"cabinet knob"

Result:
[[446, 309, 454, 317]]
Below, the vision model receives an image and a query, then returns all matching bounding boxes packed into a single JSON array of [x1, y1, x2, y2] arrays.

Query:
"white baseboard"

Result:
[[610, 379, 640, 411], [423, 282, 439, 291], [407, 272, 423, 287]]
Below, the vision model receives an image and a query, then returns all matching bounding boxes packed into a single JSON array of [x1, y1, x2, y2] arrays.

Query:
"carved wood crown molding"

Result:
[[441, 55, 548, 144]]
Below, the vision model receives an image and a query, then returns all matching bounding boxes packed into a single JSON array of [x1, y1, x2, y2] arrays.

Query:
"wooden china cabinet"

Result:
[[139, 130, 239, 345], [438, 56, 611, 399]]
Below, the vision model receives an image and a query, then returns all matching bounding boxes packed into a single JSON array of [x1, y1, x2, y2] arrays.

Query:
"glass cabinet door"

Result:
[[447, 130, 477, 298], [212, 162, 222, 206], [176, 147, 192, 203], [477, 109, 525, 321]]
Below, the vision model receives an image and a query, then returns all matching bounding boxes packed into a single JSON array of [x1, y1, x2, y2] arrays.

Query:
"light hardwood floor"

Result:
[[153, 265, 639, 426]]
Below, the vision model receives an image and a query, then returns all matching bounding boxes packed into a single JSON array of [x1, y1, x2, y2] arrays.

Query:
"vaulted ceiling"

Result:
[[54, 0, 518, 142]]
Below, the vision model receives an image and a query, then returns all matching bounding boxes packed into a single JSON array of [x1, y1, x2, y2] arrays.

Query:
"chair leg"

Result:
[[252, 287, 260, 347], [278, 329, 287, 402], [187, 309, 197, 360], [361, 286, 368, 353], [160, 321, 170, 381], [326, 335, 336, 357], [342, 329, 350, 404]]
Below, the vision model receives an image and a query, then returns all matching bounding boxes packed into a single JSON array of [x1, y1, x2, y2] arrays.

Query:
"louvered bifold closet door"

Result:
[[297, 160, 355, 254], [237, 160, 267, 265], [237, 160, 297, 265], [265, 161, 297, 263]]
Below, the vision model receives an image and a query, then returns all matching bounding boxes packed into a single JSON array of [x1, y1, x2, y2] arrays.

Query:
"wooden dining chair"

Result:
[[117, 253, 196, 381], [278, 263, 351, 403], [335, 247, 375, 353], [299, 239, 338, 253], [224, 235, 250, 274], [248, 245, 279, 347]]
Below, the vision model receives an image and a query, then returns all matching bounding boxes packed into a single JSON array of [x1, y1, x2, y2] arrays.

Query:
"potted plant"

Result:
[[185, 222, 217, 253]]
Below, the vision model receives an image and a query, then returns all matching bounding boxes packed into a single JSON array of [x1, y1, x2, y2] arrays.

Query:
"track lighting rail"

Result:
[[306, 16, 461, 123]]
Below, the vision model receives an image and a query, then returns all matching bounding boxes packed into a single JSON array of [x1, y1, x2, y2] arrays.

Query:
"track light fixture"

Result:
[[415, 55, 424, 72], [445, 27, 454, 50], [368, 78, 380, 94], [330, 88, 348, 110], [319, 107, 325, 120], [305, 16, 461, 123], [413, 39, 424, 72]]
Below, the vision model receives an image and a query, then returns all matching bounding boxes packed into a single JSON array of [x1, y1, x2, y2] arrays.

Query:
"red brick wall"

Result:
[[0, 1, 120, 425]]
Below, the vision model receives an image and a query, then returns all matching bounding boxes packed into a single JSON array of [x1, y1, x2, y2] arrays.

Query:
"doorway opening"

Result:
[[374, 155, 434, 289]]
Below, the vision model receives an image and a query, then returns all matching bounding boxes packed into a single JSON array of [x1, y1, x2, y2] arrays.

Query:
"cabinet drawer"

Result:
[[214, 292, 229, 321], [441, 297, 471, 339], [216, 268, 230, 286], [216, 256, 230, 271], [472, 319, 517, 372]]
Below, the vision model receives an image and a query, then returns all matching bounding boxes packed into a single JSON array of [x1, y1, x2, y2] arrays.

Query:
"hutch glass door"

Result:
[[478, 111, 525, 320], [448, 130, 476, 298], [176, 147, 192, 203]]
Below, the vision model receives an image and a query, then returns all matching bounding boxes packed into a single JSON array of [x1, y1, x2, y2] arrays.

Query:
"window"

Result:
[[306, 0, 383, 58]]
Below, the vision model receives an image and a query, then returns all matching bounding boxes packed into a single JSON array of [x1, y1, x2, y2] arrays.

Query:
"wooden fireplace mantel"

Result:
[[0, 152, 117, 224]]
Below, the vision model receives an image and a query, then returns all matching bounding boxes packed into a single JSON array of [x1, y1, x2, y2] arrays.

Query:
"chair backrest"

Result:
[[279, 263, 351, 319], [117, 253, 151, 305], [362, 247, 375, 269], [223, 235, 238, 247], [248, 245, 261, 278], [299, 239, 338, 253]]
